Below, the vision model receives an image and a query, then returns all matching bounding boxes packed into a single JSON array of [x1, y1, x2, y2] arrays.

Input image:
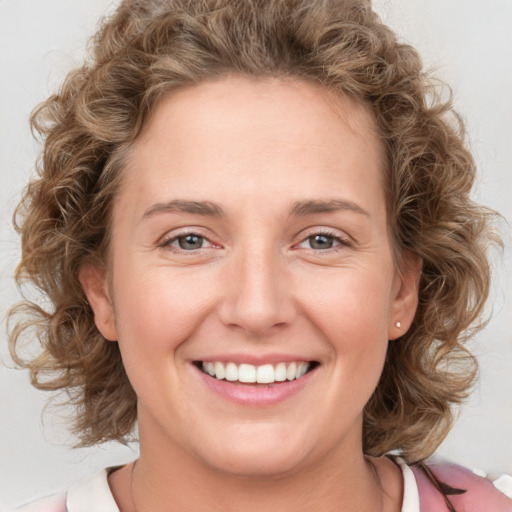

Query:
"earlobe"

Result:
[[79, 264, 118, 341], [389, 251, 422, 340]]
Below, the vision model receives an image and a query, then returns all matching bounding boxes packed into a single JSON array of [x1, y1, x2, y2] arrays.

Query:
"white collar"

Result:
[[395, 457, 421, 512], [66, 468, 119, 512]]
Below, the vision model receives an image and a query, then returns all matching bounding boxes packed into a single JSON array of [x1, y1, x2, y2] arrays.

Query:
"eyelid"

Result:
[[293, 227, 353, 251], [157, 226, 352, 252], [159, 227, 221, 251]]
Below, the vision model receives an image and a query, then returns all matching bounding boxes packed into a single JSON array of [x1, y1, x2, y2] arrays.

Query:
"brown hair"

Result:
[[8, 0, 498, 461]]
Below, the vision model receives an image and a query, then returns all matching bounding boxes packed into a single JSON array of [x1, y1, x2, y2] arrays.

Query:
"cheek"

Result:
[[109, 268, 215, 410], [300, 269, 393, 342], [298, 268, 392, 389], [111, 265, 217, 356]]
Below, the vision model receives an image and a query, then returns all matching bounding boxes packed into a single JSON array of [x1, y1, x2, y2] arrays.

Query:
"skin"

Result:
[[81, 76, 420, 511]]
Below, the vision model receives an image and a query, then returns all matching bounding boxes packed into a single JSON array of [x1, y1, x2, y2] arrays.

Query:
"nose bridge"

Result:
[[220, 238, 293, 335]]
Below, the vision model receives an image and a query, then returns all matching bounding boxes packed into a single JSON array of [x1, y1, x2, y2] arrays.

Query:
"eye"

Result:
[[176, 234, 205, 250], [162, 232, 215, 251], [296, 231, 348, 251], [306, 234, 338, 250]]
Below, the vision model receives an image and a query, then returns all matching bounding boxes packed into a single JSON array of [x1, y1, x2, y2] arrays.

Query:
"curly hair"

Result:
[[8, 0, 498, 462]]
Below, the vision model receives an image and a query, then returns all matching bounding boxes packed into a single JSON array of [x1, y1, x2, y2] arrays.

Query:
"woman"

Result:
[[7, 0, 511, 510]]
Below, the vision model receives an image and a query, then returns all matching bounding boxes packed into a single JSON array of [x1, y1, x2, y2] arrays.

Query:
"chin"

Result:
[[205, 449, 306, 478], [196, 426, 312, 478]]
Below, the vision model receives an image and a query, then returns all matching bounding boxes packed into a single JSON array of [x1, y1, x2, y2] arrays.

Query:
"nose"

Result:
[[217, 245, 297, 337]]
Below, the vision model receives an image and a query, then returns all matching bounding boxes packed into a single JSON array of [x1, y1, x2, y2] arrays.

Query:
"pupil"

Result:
[[179, 234, 203, 250], [311, 234, 333, 249]]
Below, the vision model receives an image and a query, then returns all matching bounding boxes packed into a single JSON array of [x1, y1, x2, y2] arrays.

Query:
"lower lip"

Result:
[[194, 365, 316, 406]]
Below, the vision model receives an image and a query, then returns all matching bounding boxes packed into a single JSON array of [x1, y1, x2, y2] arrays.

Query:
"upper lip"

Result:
[[193, 353, 318, 365]]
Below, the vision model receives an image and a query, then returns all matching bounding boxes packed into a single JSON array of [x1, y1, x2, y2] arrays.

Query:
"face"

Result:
[[82, 76, 419, 477]]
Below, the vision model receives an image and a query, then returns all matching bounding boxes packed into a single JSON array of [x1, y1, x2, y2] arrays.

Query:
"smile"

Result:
[[197, 361, 317, 384]]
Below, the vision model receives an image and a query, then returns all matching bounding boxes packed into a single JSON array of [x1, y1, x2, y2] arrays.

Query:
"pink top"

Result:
[[410, 461, 512, 511], [13, 459, 512, 512]]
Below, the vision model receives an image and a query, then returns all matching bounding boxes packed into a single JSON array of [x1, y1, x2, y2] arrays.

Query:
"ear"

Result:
[[79, 264, 118, 341], [388, 251, 422, 340]]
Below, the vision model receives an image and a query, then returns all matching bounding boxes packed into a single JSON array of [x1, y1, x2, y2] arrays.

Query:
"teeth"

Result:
[[239, 363, 257, 383], [256, 364, 274, 384], [201, 361, 312, 384], [225, 362, 238, 381], [275, 362, 287, 382], [298, 362, 308, 378], [286, 362, 297, 381], [214, 362, 225, 380], [206, 362, 215, 377]]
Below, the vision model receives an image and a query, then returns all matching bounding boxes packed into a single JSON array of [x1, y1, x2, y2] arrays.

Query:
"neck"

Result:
[[111, 420, 393, 512], [133, 452, 382, 512]]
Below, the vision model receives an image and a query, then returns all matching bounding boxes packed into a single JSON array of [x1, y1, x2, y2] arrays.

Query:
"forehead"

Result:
[[118, 76, 385, 219], [137, 75, 381, 158]]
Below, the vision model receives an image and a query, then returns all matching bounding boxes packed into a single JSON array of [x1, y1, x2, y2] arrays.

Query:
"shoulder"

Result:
[[412, 461, 512, 512], [11, 466, 121, 512], [12, 494, 67, 512]]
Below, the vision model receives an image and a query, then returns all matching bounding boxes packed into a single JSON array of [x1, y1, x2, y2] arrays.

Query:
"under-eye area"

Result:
[[194, 361, 320, 384]]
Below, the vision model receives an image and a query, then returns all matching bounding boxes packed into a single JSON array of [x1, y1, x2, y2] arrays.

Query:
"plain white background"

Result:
[[1, 0, 511, 509]]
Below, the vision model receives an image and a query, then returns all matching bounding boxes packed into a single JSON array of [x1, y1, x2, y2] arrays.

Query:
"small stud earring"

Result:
[[395, 321, 401, 329]]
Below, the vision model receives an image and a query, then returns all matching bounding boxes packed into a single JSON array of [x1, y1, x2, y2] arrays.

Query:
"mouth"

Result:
[[194, 360, 320, 385]]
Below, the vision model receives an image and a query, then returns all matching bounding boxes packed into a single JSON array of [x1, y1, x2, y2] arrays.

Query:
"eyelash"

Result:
[[160, 231, 215, 252], [160, 229, 351, 254], [295, 230, 351, 252]]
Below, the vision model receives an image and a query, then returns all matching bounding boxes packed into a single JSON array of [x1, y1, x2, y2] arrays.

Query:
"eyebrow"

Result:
[[141, 198, 369, 221], [289, 199, 370, 218], [142, 200, 225, 219]]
